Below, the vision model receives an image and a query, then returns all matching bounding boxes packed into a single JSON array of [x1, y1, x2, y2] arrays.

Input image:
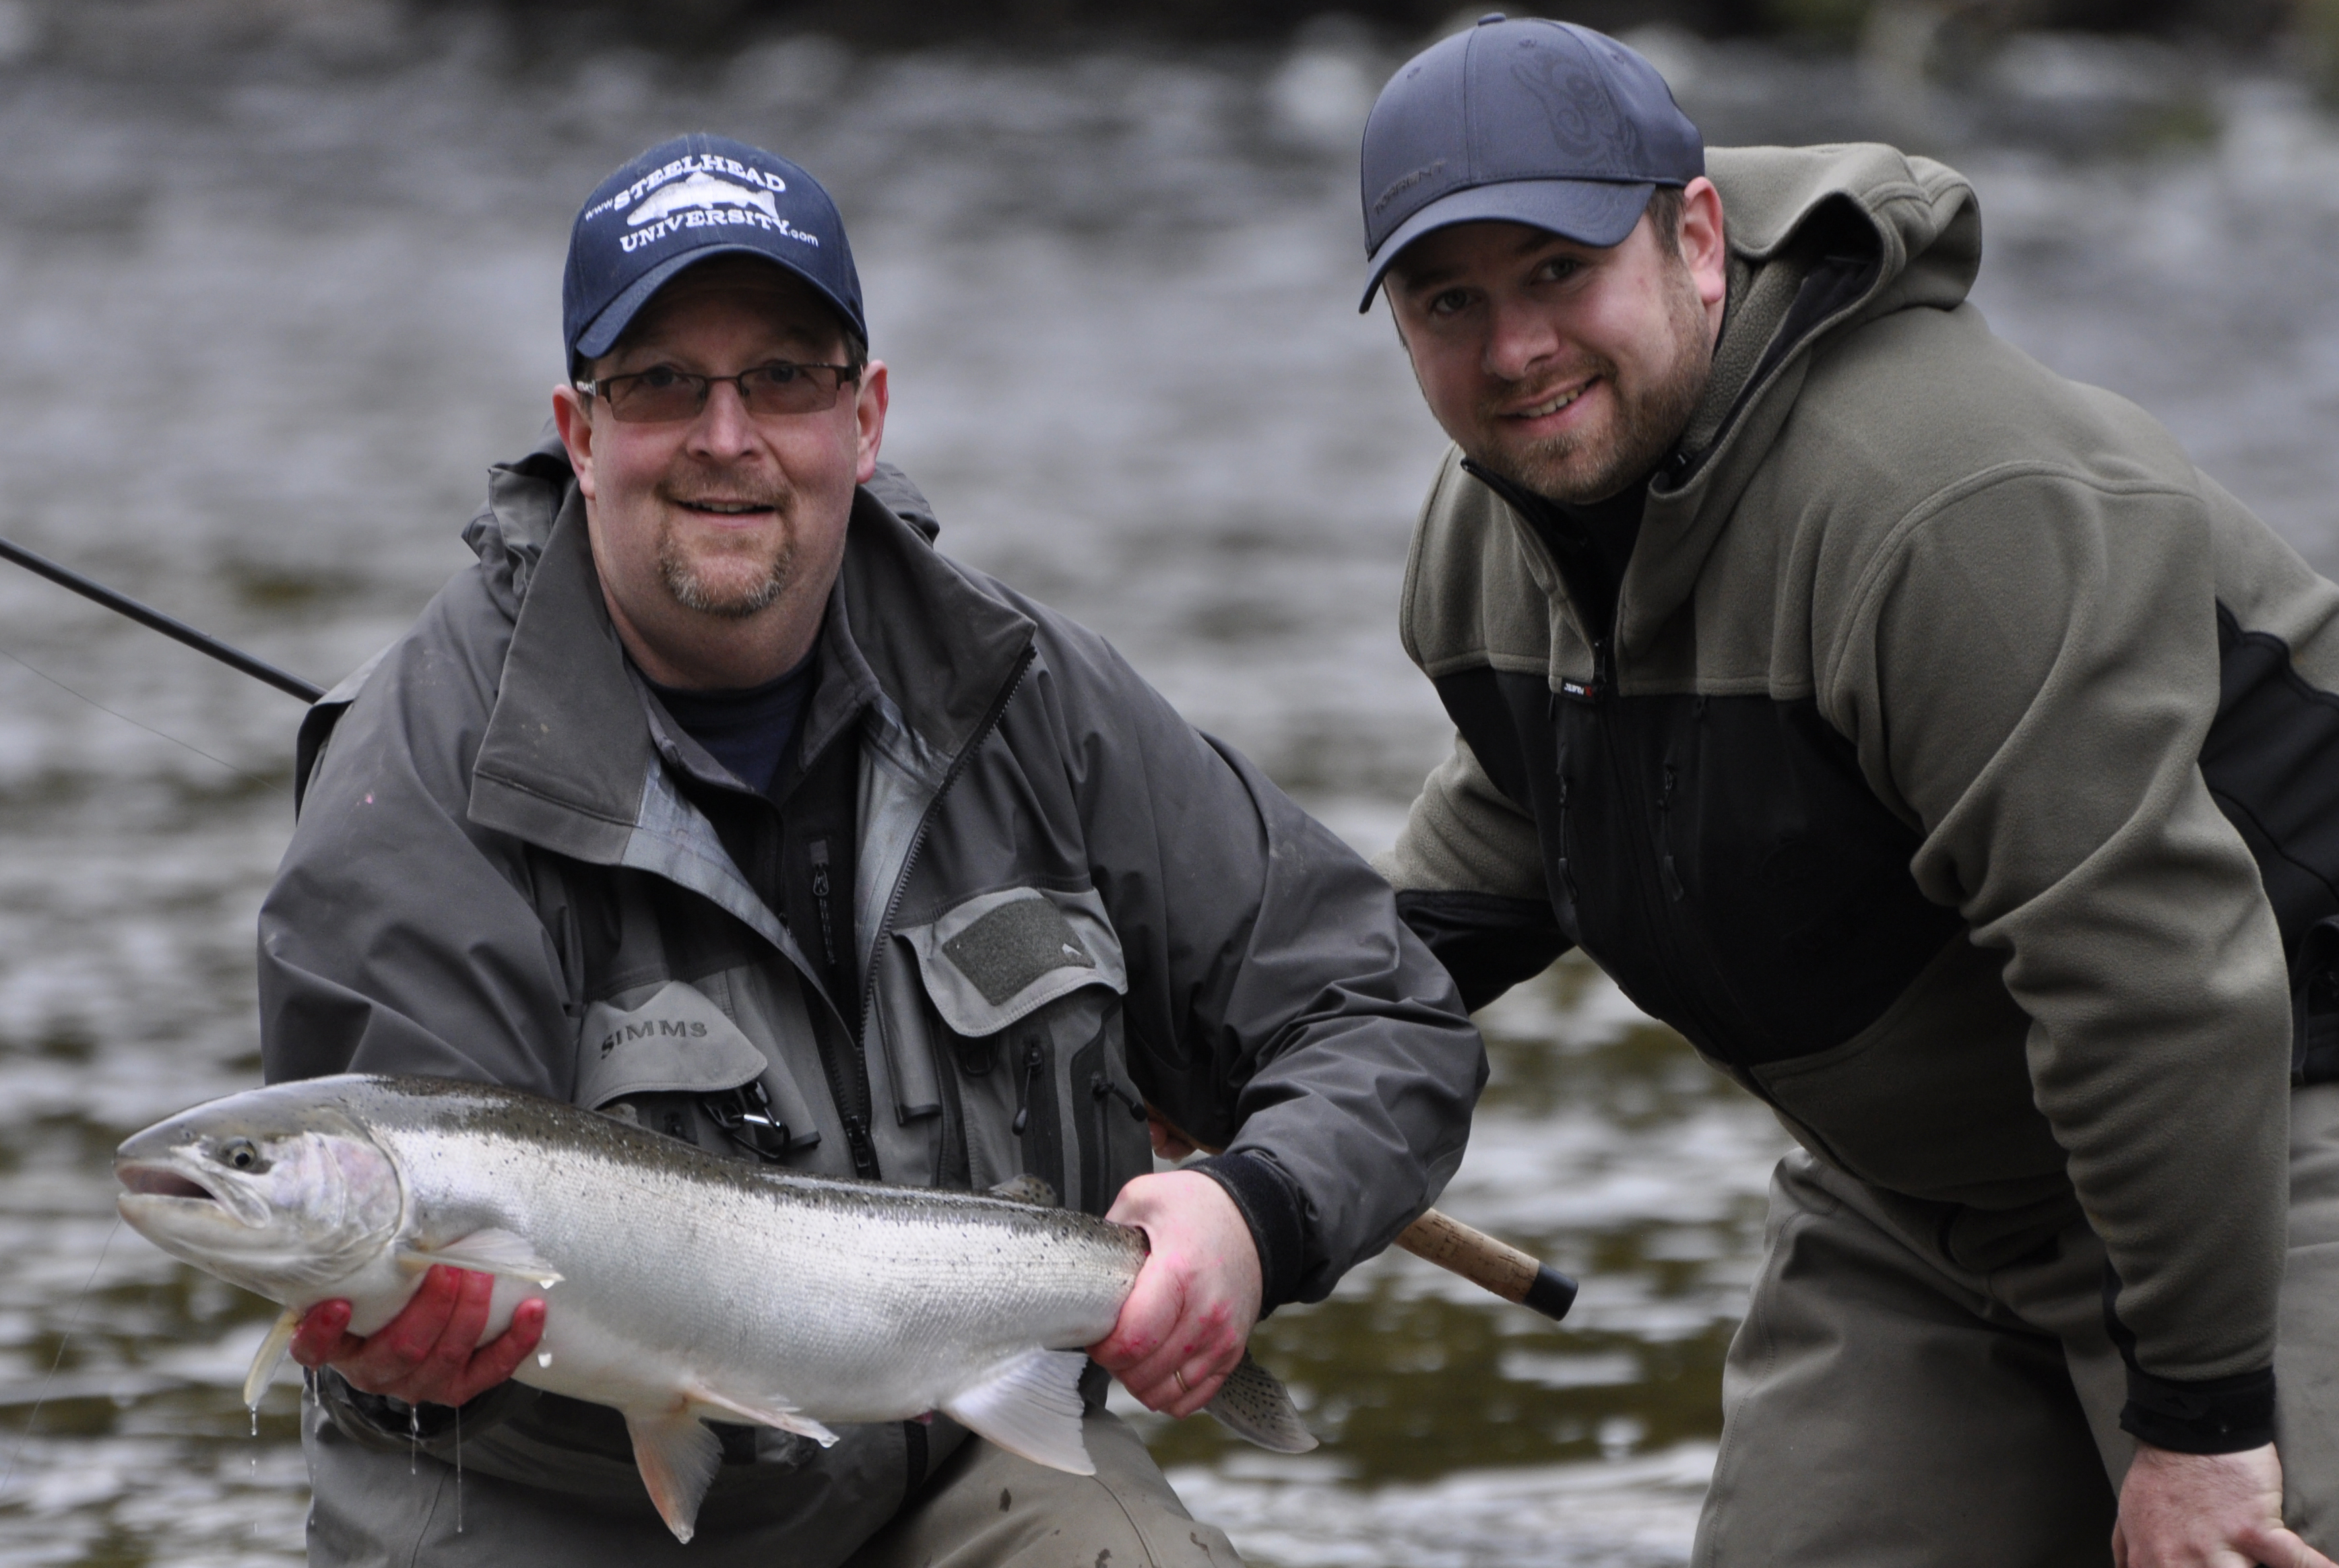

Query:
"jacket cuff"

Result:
[[1190, 1150, 1309, 1316], [2118, 1365, 2276, 1454]]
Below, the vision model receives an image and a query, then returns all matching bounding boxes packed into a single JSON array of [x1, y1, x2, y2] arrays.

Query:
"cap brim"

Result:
[[573, 243, 865, 364], [1358, 178, 1657, 312]]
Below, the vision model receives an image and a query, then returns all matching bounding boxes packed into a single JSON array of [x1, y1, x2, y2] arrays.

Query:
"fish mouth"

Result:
[[115, 1163, 219, 1203]]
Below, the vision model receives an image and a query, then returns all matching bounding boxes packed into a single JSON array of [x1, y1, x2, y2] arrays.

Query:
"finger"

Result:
[[449, 1296, 548, 1406], [404, 1269, 498, 1396], [2108, 1518, 2127, 1568], [1114, 1294, 1245, 1400], [1089, 1258, 1182, 1375], [289, 1299, 355, 1369], [338, 1264, 463, 1389], [2239, 1522, 2339, 1568]]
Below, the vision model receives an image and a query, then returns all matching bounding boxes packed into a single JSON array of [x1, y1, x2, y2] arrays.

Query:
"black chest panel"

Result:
[[1438, 665, 1965, 1067]]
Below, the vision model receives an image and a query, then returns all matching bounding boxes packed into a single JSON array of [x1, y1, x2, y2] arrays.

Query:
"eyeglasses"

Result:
[[581, 361, 858, 423]]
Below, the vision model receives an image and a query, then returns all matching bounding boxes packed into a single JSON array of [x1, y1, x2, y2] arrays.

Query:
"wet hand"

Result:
[[290, 1264, 546, 1409], [2112, 1441, 2338, 1568], [1089, 1169, 1260, 1418]]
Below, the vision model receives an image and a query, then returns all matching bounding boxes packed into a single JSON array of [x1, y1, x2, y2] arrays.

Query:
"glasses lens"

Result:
[[605, 368, 704, 422], [740, 364, 837, 416]]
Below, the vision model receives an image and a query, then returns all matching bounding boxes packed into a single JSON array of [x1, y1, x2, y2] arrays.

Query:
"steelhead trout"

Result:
[[113, 1074, 1313, 1541]]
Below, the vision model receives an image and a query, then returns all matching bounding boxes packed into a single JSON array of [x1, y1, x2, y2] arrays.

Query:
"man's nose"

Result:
[[686, 379, 760, 457], [1483, 297, 1564, 384]]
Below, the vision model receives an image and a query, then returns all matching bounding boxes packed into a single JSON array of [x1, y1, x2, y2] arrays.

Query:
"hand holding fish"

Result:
[[290, 1263, 546, 1409], [1089, 1169, 1260, 1418]]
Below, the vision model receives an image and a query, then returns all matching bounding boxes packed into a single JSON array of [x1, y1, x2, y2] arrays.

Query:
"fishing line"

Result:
[[0, 1213, 123, 1504], [0, 643, 289, 799]]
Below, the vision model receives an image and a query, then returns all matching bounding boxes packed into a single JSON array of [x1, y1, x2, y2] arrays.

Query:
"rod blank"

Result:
[[0, 535, 323, 703]]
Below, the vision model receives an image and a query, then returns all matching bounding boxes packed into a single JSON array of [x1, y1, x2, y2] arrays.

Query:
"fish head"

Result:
[[113, 1084, 404, 1302]]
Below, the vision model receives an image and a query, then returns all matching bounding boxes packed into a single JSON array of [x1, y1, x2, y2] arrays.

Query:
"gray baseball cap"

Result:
[[1358, 15, 1704, 311]]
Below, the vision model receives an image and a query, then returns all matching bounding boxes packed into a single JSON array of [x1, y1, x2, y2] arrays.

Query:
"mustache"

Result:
[[1476, 362, 1611, 422], [655, 465, 792, 513]]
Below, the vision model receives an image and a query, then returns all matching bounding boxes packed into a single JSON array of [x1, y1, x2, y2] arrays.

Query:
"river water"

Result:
[[0, 5, 2332, 1563]]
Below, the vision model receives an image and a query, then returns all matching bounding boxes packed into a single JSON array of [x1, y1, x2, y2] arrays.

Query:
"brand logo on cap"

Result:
[[579, 152, 822, 257], [627, 170, 780, 228]]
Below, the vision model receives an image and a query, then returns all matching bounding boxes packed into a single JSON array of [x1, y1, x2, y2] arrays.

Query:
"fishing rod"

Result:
[[0, 535, 1578, 1323], [0, 534, 324, 703], [1159, 1115, 1578, 1322]]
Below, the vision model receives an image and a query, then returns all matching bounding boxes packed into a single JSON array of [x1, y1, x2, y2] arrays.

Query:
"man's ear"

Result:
[[552, 381, 598, 502], [1677, 176, 1729, 327], [853, 361, 889, 485]]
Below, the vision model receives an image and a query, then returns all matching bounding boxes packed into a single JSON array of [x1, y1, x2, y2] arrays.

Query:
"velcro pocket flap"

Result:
[[905, 888, 1125, 1037], [576, 979, 771, 1110]]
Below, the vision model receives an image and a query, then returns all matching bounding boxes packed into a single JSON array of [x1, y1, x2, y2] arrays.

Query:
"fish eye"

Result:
[[216, 1138, 267, 1173]]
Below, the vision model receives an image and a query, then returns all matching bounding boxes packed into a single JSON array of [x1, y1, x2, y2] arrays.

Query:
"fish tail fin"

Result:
[[1205, 1352, 1317, 1454], [942, 1348, 1093, 1475], [624, 1409, 722, 1544]]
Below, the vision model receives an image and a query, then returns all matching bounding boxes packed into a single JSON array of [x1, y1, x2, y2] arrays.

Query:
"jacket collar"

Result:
[[466, 459, 1034, 868]]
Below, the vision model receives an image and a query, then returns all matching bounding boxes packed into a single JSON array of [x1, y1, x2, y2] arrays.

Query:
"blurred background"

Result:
[[0, 0, 2336, 1563]]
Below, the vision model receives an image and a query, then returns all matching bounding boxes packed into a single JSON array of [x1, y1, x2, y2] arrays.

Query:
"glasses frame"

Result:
[[579, 360, 861, 423]]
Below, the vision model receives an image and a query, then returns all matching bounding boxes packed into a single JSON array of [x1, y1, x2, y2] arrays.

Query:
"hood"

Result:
[[1615, 143, 1980, 655]]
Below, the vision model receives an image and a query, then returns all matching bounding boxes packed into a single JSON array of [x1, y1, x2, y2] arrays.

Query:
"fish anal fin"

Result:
[[1204, 1351, 1317, 1454], [941, 1348, 1092, 1476], [624, 1409, 722, 1544], [681, 1381, 839, 1446], [243, 1307, 301, 1410], [394, 1228, 563, 1287]]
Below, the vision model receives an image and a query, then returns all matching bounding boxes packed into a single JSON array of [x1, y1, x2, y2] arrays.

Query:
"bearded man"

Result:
[[1362, 18, 2339, 1568], [254, 133, 1484, 1567]]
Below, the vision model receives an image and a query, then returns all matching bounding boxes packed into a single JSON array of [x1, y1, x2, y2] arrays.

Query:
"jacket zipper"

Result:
[[1011, 1037, 1044, 1136], [809, 837, 839, 971], [856, 642, 1037, 1148], [1657, 764, 1686, 901]]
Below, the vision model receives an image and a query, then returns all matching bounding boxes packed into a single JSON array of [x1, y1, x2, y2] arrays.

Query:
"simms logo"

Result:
[[599, 1018, 711, 1057], [628, 171, 779, 227]]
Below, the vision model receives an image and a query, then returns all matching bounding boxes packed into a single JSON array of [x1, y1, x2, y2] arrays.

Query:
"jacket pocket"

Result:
[[574, 977, 823, 1157], [896, 888, 1143, 1213]]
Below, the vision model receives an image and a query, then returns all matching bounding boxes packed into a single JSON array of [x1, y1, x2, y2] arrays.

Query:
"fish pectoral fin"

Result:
[[395, 1228, 564, 1287], [941, 1348, 1093, 1476], [681, 1381, 839, 1446], [242, 1307, 301, 1411], [624, 1410, 722, 1545], [1204, 1350, 1317, 1454]]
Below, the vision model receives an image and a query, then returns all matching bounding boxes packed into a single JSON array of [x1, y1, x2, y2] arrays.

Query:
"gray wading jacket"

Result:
[[259, 440, 1482, 1549], [1383, 143, 2339, 1454]]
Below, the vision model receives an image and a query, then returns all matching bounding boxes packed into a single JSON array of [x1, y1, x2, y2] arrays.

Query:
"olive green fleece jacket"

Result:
[[1385, 143, 2339, 1404]]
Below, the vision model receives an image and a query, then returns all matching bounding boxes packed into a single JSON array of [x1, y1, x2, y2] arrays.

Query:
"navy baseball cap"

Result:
[[1358, 16, 1703, 311], [563, 133, 866, 370]]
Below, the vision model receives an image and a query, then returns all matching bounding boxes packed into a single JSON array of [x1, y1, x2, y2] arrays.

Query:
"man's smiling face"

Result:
[[553, 254, 886, 689], [1386, 181, 1727, 505]]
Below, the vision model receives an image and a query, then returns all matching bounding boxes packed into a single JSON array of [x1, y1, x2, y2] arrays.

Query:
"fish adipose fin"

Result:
[[682, 1381, 839, 1446], [942, 1347, 1093, 1475], [394, 1228, 564, 1287], [625, 1409, 722, 1544], [242, 1307, 301, 1410], [986, 1175, 1058, 1208], [1205, 1351, 1317, 1453]]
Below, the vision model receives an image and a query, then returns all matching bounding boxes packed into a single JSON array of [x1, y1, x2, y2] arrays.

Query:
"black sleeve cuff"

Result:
[[1392, 889, 1568, 1013], [1190, 1150, 1310, 1317], [2118, 1365, 2276, 1454]]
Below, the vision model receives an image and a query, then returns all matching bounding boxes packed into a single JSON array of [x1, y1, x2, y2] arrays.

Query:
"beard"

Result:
[[653, 480, 796, 620], [1481, 263, 1714, 506]]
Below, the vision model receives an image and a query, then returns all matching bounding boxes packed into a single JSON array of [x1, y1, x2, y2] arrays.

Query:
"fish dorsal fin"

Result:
[[624, 1409, 722, 1544], [986, 1175, 1059, 1208], [395, 1228, 563, 1287], [243, 1307, 301, 1411], [1205, 1351, 1318, 1453], [681, 1380, 839, 1447], [941, 1348, 1092, 1475]]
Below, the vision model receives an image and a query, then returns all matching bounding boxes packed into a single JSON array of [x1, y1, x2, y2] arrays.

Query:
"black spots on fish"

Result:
[[1095, 1551, 1111, 1568], [999, 1488, 1012, 1512]]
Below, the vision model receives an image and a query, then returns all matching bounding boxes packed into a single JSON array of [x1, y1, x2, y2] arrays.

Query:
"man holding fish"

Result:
[[247, 133, 1485, 1565], [1359, 17, 2339, 1568]]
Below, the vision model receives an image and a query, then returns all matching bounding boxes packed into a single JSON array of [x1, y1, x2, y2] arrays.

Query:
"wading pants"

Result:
[[1691, 1082, 2339, 1568], [302, 1402, 1239, 1568]]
